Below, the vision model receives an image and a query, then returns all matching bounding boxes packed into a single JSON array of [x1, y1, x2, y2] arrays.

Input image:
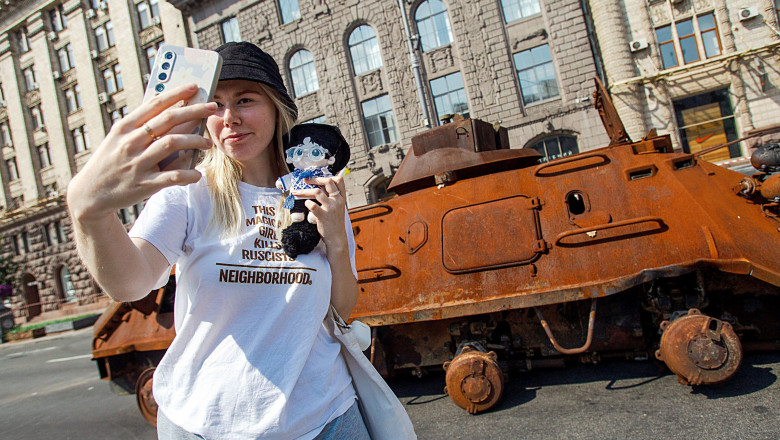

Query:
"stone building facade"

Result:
[[589, 0, 780, 165], [0, 0, 609, 321], [171, 0, 609, 204], [0, 0, 189, 322]]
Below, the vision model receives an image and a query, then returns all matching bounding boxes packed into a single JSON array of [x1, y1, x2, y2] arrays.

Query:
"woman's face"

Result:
[[207, 80, 278, 168]]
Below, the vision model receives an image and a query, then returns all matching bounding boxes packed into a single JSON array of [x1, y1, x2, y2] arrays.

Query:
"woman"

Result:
[[67, 42, 369, 439]]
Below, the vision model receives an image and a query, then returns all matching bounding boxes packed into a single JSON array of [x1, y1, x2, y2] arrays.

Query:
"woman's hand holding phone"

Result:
[[67, 84, 216, 223]]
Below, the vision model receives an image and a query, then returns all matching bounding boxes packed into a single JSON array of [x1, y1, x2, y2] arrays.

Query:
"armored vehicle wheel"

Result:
[[136, 367, 158, 427], [443, 347, 505, 414], [656, 309, 743, 386]]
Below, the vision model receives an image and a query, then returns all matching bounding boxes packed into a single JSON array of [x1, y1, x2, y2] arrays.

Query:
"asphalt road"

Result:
[[1, 328, 779, 439]]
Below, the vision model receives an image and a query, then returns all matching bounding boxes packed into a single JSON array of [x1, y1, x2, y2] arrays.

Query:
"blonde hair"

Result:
[[198, 83, 296, 238]]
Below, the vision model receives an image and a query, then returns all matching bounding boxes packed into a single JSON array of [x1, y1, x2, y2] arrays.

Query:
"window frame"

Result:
[[279, 0, 301, 24], [6, 158, 19, 181], [221, 17, 241, 43], [500, 0, 541, 24], [137, 0, 161, 30], [361, 94, 398, 149], [73, 126, 90, 153], [49, 5, 68, 33], [430, 72, 470, 121], [513, 43, 560, 105], [349, 25, 383, 76], [414, 0, 454, 52], [95, 21, 116, 52], [655, 12, 722, 70], [23, 66, 37, 91], [31, 106, 45, 131], [17, 28, 31, 53], [38, 143, 52, 168], [289, 49, 320, 98], [0, 122, 12, 147], [528, 134, 579, 163], [102, 63, 123, 94]]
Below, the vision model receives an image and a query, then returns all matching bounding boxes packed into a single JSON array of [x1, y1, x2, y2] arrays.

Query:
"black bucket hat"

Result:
[[283, 123, 350, 174], [215, 42, 298, 120]]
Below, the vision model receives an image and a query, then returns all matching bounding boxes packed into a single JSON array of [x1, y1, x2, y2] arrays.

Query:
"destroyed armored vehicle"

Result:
[[92, 79, 780, 422]]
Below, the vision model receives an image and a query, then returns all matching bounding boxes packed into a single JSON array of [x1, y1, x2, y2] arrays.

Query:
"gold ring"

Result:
[[328, 190, 341, 197], [143, 123, 157, 140]]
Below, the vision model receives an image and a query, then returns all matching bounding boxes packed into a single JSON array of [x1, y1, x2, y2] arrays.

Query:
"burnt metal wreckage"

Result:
[[91, 78, 780, 424]]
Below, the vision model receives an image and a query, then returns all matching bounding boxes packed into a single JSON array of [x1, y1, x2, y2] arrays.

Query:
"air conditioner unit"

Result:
[[152, 16, 161, 26], [85, 9, 97, 19], [52, 70, 61, 80], [47, 31, 58, 42], [98, 92, 109, 104], [738, 7, 758, 21], [630, 39, 648, 52], [90, 49, 100, 59]]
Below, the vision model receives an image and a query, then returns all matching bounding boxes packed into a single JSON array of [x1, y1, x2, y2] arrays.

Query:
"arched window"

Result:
[[289, 50, 319, 97], [528, 135, 578, 163], [415, 0, 453, 52], [349, 25, 382, 75], [59, 266, 76, 302]]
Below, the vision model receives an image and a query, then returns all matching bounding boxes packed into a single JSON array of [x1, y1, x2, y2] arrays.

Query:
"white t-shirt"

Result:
[[129, 178, 356, 440]]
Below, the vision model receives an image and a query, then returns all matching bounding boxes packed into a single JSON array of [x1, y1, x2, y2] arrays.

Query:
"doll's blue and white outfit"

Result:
[[276, 136, 335, 224]]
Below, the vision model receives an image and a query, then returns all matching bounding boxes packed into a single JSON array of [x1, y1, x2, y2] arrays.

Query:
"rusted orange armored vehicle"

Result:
[[92, 79, 780, 423]]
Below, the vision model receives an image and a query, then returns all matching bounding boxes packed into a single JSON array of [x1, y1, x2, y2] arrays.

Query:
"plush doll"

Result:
[[276, 123, 350, 258]]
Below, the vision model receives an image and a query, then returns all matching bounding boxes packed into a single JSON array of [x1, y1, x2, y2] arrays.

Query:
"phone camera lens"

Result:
[[155, 84, 165, 92], [164, 52, 173, 60], [158, 73, 168, 81], [161, 62, 171, 70]]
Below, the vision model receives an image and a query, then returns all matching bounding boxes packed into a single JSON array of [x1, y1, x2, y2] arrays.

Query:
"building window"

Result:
[[111, 106, 129, 124], [0, 122, 12, 147], [52, 220, 65, 244], [221, 17, 241, 43], [279, 0, 301, 24], [6, 158, 19, 181], [65, 84, 82, 113], [59, 266, 76, 301], [349, 25, 382, 76], [514, 44, 559, 104], [49, 5, 68, 32], [289, 49, 319, 98], [103, 64, 123, 94], [501, 0, 541, 23], [38, 143, 52, 168], [23, 67, 37, 91], [415, 0, 453, 52], [303, 115, 326, 124], [673, 89, 740, 162], [528, 135, 579, 163], [655, 13, 721, 70], [17, 28, 31, 53], [21, 231, 30, 254], [144, 41, 164, 73], [73, 126, 91, 153], [137, 0, 160, 30], [430, 72, 469, 121], [31, 106, 45, 131], [95, 21, 115, 52], [43, 223, 52, 246], [58, 44, 75, 72], [361, 94, 398, 148]]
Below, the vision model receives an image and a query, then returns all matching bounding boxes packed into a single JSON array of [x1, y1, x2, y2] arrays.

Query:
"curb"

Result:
[[2, 314, 101, 344]]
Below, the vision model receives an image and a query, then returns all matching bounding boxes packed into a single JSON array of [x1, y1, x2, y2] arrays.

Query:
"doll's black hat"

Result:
[[215, 42, 298, 120], [283, 123, 351, 174]]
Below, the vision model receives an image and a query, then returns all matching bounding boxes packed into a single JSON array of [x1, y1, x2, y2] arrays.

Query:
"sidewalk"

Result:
[[3, 296, 112, 344]]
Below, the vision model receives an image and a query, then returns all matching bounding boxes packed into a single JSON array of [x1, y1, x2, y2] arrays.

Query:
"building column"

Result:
[[589, 0, 648, 140]]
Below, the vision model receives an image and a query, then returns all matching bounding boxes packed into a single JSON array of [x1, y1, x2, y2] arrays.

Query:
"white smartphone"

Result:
[[143, 44, 222, 171]]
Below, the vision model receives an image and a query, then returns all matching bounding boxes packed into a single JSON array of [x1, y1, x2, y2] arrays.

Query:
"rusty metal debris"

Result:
[[443, 346, 505, 414], [655, 309, 742, 386]]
